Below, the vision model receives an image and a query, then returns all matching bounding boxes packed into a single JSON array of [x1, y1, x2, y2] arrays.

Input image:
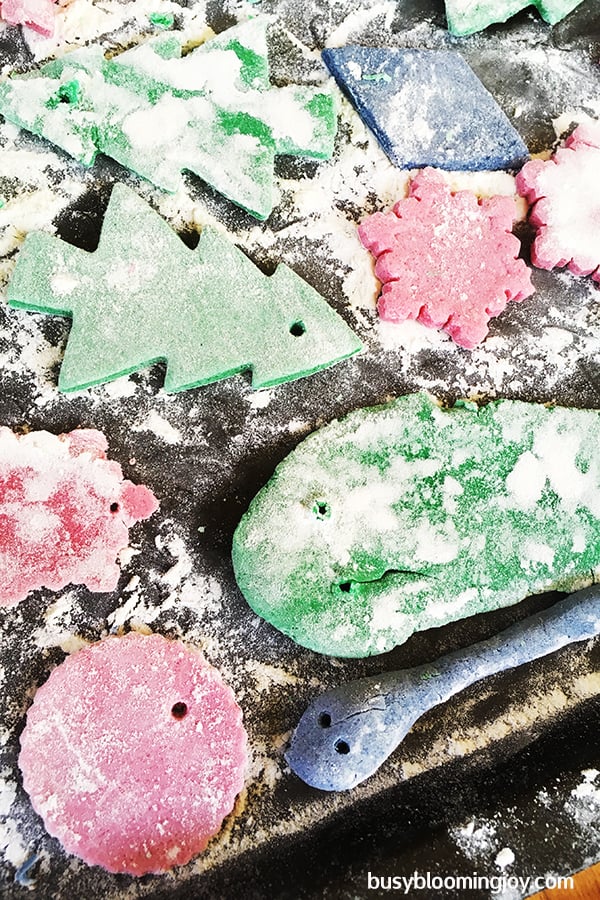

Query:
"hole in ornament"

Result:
[[339, 582, 351, 593], [335, 739, 350, 754], [171, 702, 188, 719], [313, 501, 330, 519], [290, 321, 306, 337], [318, 712, 332, 728], [53, 80, 81, 106], [110, 502, 120, 513]]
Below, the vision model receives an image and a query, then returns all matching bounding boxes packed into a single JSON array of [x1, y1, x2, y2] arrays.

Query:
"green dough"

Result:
[[233, 393, 600, 657], [445, 0, 583, 35], [0, 18, 336, 219], [148, 12, 175, 27], [7, 184, 361, 392]]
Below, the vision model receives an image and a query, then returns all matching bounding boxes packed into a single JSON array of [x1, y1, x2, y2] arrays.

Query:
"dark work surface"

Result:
[[1, 1, 600, 898]]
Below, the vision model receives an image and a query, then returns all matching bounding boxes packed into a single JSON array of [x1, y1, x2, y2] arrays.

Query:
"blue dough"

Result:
[[286, 584, 600, 791], [322, 47, 529, 171]]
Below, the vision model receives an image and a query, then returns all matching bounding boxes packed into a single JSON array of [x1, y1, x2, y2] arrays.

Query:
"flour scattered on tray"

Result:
[[1, 0, 600, 894]]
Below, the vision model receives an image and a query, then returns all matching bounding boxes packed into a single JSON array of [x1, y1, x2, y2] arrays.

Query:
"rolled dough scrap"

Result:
[[232, 393, 600, 657], [321, 47, 528, 171], [0, 0, 56, 35], [19, 632, 248, 874], [445, 0, 584, 36], [0, 427, 158, 607], [7, 183, 362, 393], [358, 168, 534, 348], [0, 18, 336, 219], [516, 121, 600, 283]]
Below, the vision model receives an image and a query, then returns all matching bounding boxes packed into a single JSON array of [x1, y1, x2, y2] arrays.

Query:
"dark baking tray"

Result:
[[1, 1, 600, 897]]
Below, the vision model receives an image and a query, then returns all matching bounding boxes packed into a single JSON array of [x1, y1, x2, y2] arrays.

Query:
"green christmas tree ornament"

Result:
[[7, 184, 361, 393], [0, 18, 337, 219], [445, 0, 584, 36], [233, 393, 600, 657]]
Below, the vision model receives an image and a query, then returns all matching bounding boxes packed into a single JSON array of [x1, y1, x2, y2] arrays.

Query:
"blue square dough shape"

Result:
[[322, 46, 529, 171]]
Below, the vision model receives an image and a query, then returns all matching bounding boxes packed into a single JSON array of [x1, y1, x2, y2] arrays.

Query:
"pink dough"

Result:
[[0, 427, 158, 606], [0, 0, 57, 35], [516, 121, 600, 283], [358, 168, 534, 348], [19, 632, 248, 875]]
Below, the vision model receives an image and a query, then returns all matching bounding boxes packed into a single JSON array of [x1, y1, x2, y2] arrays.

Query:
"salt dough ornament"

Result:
[[287, 584, 600, 790], [445, 0, 584, 37], [19, 632, 248, 874], [358, 168, 534, 348], [0, 427, 158, 607], [7, 184, 361, 392], [232, 392, 600, 658], [0, 18, 336, 219], [321, 47, 528, 172], [516, 121, 600, 284], [0, 0, 56, 35]]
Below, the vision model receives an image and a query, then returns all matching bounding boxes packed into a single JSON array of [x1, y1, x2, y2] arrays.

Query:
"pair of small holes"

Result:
[[289, 321, 306, 337], [318, 712, 350, 755], [171, 702, 188, 720]]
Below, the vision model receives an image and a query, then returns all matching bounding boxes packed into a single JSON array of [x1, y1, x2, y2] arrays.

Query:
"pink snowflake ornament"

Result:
[[0, 427, 158, 607], [0, 0, 57, 35], [358, 168, 534, 348], [517, 122, 600, 283]]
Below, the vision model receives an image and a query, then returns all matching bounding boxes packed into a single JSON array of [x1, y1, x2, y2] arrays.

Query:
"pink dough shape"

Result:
[[19, 632, 248, 874], [358, 168, 534, 348], [0, 427, 158, 606], [1, 0, 57, 35], [516, 122, 600, 283]]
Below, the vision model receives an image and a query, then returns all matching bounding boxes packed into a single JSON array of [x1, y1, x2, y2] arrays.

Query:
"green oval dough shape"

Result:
[[232, 393, 600, 657]]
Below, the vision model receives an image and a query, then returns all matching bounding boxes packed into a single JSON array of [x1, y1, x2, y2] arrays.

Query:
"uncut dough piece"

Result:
[[516, 121, 600, 283], [19, 632, 248, 875], [358, 168, 534, 348], [0, 427, 158, 607], [232, 393, 600, 657]]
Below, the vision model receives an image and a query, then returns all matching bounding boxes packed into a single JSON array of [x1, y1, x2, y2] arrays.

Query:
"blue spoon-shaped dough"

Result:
[[286, 585, 600, 791]]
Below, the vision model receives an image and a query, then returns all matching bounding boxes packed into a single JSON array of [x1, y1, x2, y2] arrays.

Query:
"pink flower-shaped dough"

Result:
[[0, 427, 158, 606], [358, 168, 534, 348], [1, 0, 57, 35], [516, 122, 600, 283]]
